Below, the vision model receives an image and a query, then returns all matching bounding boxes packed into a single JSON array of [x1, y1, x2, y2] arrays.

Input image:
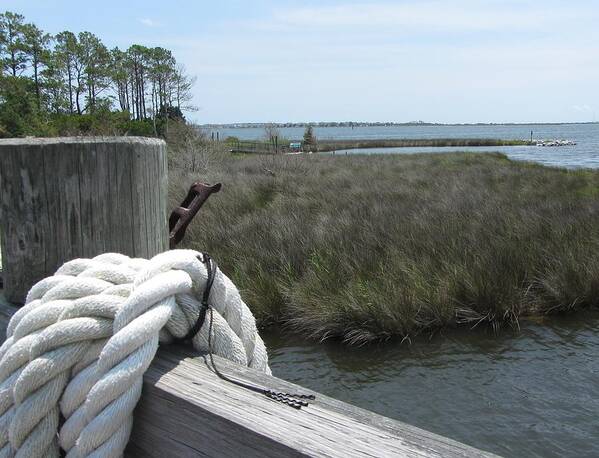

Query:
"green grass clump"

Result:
[[169, 150, 599, 344]]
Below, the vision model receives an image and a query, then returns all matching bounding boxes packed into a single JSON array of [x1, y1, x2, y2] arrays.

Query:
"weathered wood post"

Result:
[[0, 137, 168, 303]]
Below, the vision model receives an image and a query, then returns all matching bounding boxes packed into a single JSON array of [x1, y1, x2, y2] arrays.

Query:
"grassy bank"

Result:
[[317, 138, 530, 152], [169, 148, 599, 344]]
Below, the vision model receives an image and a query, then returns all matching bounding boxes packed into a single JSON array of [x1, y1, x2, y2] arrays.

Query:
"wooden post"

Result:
[[0, 137, 168, 303]]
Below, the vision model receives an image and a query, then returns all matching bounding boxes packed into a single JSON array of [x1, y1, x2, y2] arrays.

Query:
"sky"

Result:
[[4, 0, 599, 124]]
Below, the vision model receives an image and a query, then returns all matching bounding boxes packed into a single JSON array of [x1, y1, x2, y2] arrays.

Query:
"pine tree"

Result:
[[22, 23, 51, 109], [303, 125, 316, 150], [0, 12, 27, 77]]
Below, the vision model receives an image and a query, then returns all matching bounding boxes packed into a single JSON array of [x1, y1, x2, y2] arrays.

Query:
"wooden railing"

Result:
[[229, 139, 296, 154], [0, 295, 496, 457]]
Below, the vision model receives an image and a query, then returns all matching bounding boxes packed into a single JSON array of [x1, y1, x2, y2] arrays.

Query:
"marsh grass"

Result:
[[317, 138, 530, 152], [169, 150, 599, 344]]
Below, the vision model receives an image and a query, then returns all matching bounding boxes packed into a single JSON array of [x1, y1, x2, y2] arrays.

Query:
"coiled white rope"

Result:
[[0, 249, 270, 457]]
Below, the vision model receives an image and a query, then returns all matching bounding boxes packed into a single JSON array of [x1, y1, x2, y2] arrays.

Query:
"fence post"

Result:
[[0, 137, 168, 304]]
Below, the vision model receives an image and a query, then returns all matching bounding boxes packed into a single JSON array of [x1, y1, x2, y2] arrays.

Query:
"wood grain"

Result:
[[0, 296, 499, 458], [0, 137, 168, 303]]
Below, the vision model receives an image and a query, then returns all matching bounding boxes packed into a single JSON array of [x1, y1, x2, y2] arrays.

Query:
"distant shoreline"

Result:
[[200, 121, 599, 129]]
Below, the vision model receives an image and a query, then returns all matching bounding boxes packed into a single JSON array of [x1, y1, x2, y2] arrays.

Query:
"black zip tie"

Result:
[[190, 252, 315, 409], [206, 306, 315, 409]]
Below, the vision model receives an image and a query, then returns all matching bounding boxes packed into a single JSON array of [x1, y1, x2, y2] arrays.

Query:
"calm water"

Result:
[[264, 312, 599, 458], [209, 123, 599, 169], [228, 123, 599, 456]]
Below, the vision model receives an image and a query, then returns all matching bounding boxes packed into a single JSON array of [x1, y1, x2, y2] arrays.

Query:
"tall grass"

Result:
[[169, 149, 599, 344]]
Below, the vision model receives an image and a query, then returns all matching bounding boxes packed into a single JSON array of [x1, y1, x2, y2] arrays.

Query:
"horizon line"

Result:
[[198, 121, 599, 127]]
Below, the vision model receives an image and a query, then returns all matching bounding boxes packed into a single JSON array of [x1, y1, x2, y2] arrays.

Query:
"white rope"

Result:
[[0, 249, 270, 457]]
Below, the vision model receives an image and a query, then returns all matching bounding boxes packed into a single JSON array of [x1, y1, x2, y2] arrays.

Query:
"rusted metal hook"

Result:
[[169, 182, 222, 248]]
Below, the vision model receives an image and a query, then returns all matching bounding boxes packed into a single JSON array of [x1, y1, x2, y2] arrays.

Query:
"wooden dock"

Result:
[[0, 294, 497, 457], [0, 137, 500, 457]]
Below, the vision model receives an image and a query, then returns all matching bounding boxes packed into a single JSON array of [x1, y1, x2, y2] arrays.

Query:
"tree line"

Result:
[[0, 11, 195, 137]]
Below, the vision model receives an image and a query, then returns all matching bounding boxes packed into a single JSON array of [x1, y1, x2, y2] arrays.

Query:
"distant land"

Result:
[[200, 121, 599, 128]]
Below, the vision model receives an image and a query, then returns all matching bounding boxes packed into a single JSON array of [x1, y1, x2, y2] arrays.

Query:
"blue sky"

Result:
[[5, 0, 599, 124]]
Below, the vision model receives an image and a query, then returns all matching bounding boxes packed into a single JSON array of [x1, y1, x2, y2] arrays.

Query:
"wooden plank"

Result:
[[0, 296, 499, 458], [0, 143, 48, 302], [0, 137, 169, 303]]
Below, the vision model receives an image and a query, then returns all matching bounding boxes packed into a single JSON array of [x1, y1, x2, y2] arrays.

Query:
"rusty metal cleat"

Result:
[[169, 182, 222, 248]]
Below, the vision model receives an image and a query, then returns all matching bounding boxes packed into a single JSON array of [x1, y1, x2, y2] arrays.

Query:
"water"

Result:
[[208, 123, 599, 169], [265, 312, 599, 457]]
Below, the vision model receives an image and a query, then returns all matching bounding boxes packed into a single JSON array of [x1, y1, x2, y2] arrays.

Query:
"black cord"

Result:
[[172, 253, 214, 343], [193, 253, 315, 409]]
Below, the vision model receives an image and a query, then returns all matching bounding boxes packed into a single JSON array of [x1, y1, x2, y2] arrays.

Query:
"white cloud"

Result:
[[138, 18, 159, 27], [270, 1, 587, 32], [572, 104, 593, 113]]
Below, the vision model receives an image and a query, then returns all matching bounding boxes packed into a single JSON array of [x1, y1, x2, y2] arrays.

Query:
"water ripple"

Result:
[[265, 311, 599, 458]]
